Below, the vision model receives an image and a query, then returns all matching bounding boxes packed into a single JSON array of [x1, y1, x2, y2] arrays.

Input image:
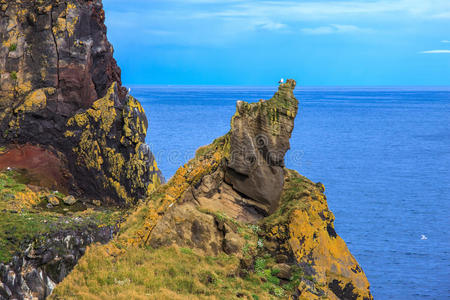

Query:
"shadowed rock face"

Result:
[[225, 79, 298, 214], [0, 0, 161, 204]]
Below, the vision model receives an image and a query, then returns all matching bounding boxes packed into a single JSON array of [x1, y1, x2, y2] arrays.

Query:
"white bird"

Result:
[[278, 78, 284, 84], [128, 88, 131, 93], [420, 234, 428, 240]]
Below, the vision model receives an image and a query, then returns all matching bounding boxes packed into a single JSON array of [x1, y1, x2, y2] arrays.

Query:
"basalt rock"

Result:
[[0, 0, 161, 204], [0, 224, 117, 300]]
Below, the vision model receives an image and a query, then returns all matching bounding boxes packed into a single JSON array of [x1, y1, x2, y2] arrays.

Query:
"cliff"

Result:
[[0, 0, 161, 205], [1, 1, 373, 299], [52, 81, 373, 300]]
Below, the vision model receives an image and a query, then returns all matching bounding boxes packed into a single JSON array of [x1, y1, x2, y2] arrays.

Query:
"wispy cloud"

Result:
[[104, 0, 450, 46], [254, 21, 286, 31], [441, 40, 450, 43], [301, 24, 367, 35], [420, 50, 450, 53], [432, 11, 450, 19], [186, 0, 450, 21]]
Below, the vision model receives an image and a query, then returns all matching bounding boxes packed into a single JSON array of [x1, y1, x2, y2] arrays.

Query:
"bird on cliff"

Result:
[[279, 78, 284, 84], [128, 88, 131, 93]]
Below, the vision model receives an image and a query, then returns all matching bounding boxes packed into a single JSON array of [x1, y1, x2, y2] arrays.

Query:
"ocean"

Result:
[[131, 85, 450, 300]]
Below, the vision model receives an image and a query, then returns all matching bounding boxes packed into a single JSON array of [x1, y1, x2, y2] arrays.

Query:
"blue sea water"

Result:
[[131, 85, 450, 300]]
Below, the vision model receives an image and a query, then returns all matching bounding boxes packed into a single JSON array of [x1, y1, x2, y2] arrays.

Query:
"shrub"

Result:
[[10, 71, 17, 81]]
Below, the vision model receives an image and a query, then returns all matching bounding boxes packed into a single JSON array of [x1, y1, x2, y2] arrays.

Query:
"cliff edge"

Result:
[[0, 0, 161, 205]]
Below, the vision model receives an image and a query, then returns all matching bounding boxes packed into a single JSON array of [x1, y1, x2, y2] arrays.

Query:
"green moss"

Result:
[[0, 170, 124, 263], [0, 169, 29, 205], [8, 43, 17, 52], [10, 71, 17, 81], [0, 211, 51, 262], [263, 170, 312, 227]]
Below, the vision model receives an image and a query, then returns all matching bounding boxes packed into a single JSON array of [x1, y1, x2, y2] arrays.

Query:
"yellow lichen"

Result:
[[14, 88, 54, 113], [65, 82, 161, 204]]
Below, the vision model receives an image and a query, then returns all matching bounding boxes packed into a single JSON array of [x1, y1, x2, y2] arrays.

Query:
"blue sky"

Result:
[[103, 0, 450, 86]]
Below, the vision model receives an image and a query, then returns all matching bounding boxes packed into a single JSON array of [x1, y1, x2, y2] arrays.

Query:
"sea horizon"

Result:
[[127, 84, 450, 91]]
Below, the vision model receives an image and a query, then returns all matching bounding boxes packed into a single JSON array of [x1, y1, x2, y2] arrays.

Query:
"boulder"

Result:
[[63, 196, 77, 206], [272, 263, 291, 280], [47, 195, 59, 206]]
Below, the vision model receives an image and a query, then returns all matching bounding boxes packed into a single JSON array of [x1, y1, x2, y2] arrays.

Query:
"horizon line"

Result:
[[126, 84, 450, 89]]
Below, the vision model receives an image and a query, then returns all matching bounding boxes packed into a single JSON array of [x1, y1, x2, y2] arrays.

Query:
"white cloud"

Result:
[[432, 12, 450, 19], [301, 24, 365, 35], [441, 40, 450, 43], [255, 21, 286, 31], [187, 0, 450, 21], [420, 50, 450, 53]]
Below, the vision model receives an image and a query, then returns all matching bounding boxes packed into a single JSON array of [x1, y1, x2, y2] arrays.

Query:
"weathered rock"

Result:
[[225, 79, 298, 214], [272, 263, 291, 280], [47, 194, 59, 206], [63, 195, 77, 205], [0, 223, 117, 300], [0, 0, 162, 205], [144, 82, 298, 255], [263, 169, 373, 299]]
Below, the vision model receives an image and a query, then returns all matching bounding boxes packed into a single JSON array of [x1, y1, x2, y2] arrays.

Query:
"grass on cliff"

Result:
[[52, 245, 283, 300], [263, 169, 316, 228], [0, 169, 124, 263]]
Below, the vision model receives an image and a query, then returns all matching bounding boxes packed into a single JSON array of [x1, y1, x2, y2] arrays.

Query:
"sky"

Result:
[[103, 0, 450, 86]]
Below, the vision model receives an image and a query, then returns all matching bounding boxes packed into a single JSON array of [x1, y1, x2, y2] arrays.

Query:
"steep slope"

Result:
[[52, 81, 372, 300], [0, 0, 161, 205]]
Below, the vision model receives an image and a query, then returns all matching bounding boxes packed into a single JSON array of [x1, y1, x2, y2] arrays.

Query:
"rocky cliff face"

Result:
[[52, 81, 373, 300], [0, 223, 117, 300], [0, 0, 161, 204]]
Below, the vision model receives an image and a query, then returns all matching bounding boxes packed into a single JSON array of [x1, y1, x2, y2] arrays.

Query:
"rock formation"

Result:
[[52, 80, 373, 300], [225, 79, 298, 214], [0, 0, 161, 204], [1, 1, 373, 299]]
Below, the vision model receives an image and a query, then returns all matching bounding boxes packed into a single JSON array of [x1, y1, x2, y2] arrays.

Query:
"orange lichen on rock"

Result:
[[120, 135, 230, 248], [270, 169, 373, 300]]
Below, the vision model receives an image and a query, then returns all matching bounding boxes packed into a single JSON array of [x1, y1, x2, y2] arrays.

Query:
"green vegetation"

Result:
[[10, 71, 17, 81], [0, 211, 52, 262], [263, 170, 312, 227], [0, 169, 124, 263], [8, 43, 17, 52], [52, 245, 294, 299], [0, 169, 27, 197]]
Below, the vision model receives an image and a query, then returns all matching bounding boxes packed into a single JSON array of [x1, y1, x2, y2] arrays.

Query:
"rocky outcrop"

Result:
[[225, 79, 298, 214], [145, 80, 299, 254], [54, 80, 371, 299], [139, 80, 372, 299], [262, 169, 372, 299], [0, 224, 117, 300], [0, 0, 161, 204]]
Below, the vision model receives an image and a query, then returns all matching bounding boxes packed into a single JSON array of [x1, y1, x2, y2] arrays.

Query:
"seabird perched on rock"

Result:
[[128, 88, 131, 93], [278, 78, 284, 84]]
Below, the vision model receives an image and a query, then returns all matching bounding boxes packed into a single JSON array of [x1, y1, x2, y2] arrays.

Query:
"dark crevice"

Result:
[[50, 5, 60, 88]]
